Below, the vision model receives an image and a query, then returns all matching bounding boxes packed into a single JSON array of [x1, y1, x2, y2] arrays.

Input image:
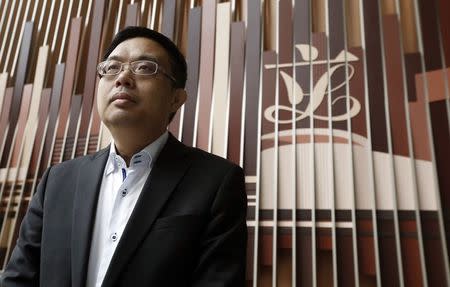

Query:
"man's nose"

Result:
[[114, 66, 135, 88]]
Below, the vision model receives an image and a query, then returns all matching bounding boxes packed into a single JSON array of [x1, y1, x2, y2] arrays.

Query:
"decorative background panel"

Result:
[[0, 0, 450, 286]]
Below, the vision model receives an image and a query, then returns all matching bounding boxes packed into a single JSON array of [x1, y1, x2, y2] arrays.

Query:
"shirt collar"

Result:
[[105, 131, 169, 176]]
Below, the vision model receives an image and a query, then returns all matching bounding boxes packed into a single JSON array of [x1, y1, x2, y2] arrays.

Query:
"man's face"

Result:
[[97, 37, 185, 134]]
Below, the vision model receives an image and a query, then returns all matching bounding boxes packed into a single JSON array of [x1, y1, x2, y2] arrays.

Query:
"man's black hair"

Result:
[[103, 26, 187, 89]]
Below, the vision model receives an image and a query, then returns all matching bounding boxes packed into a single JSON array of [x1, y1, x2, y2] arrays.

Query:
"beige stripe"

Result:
[[211, 2, 231, 158], [20, 46, 49, 168], [0, 73, 7, 112]]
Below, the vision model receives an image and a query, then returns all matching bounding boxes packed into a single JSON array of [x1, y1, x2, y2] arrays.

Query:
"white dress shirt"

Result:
[[86, 132, 168, 287]]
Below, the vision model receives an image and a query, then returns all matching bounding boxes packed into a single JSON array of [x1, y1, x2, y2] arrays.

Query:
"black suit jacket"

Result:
[[1, 134, 247, 287]]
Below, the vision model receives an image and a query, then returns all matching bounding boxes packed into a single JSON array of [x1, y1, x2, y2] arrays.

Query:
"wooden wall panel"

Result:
[[0, 1, 449, 285]]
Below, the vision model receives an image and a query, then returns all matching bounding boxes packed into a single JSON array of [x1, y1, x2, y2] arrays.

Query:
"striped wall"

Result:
[[1, 0, 450, 286]]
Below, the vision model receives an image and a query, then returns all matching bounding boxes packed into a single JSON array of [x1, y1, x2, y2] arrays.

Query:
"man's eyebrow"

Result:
[[106, 54, 159, 62]]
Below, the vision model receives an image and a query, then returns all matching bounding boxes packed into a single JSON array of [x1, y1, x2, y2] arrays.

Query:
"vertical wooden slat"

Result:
[[0, 88, 13, 162], [211, 2, 231, 158], [125, 2, 140, 27], [163, 0, 181, 138], [74, 0, 106, 158], [1, 22, 33, 168], [55, 17, 82, 163], [411, 0, 450, 283], [244, 0, 262, 176], [195, 0, 216, 151], [181, 6, 201, 146], [38, 64, 65, 175], [227, 22, 245, 165], [63, 95, 82, 161]]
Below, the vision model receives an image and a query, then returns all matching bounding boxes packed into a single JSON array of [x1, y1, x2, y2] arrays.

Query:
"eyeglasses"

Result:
[[97, 59, 177, 84]]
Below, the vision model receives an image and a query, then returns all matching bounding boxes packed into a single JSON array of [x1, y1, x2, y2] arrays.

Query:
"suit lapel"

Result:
[[71, 147, 109, 287], [101, 135, 191, 287]]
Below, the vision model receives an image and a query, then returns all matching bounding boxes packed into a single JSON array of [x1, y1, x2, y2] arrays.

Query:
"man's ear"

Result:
[[170, 88, 187, 112]]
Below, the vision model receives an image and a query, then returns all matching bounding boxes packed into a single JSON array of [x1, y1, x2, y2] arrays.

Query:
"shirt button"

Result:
[[121, 189, 128, 197], [110, 232, 118, 242]]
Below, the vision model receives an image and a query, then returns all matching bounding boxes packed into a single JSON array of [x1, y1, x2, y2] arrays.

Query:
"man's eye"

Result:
[[136, 63, 152, 71], [105, 63, 120, 71]]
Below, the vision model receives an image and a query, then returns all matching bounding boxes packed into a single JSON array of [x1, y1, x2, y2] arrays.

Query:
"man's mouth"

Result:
[[111, 91, 136, 104]]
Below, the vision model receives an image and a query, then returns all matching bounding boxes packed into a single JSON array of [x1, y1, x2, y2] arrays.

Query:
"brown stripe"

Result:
[[181, 6, 201, 146], [243, 0, 261, 176], [377, 212, 401, 286], [329, 0, 348, 132], [38, 64, 65, 177], [404, 53, 421, 102], [261, 51, 277, 139], [277, 0, 294, 140], [362, 0, 388, 152], [418, 0, 441, 71], [87, 84, 102, 154], [420, 210, 448, 285], [1, 22, 33, 168], [29, 88, 52, 177], [125, 3, 140, 27], [399, 219, 424, 286], [382, 15, 409, 156], [437, 0, 450, 67], [10, 84, 33, 167], [297, 227, 313, 286], [409, 73, 432, 161], [0, 88, 14, 158], [56, 17, 82, 139], [77, 0, 106, 156], [293, 0, 311, 130], [349, 48, 368, 139], [336, 228, 356, 287], [63, 95, 83, 161], [429, 99, 450, 264], [227, 22, 245, 165]]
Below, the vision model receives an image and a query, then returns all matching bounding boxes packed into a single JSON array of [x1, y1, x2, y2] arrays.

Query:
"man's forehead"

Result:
[[108, 37, 169, 61]]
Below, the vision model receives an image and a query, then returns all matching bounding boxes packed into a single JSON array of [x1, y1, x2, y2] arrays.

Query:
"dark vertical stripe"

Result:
[[421, 211, 448, 286], [336, 229, 355, 287], [429, 99, 450, 265], [87, 83, 101, 154], [329, 0, 347, 132], [57, 17, 82, 139], [1, 22, 33, 167], [63, 95, 83, 161], [377, 212, 401, 287], [77, 0, 106, 156], [181, 7, 201, 146], [38, 64, 65, 176], [418, 0, 441, 71], [278, 0, 294, 133], [196, 0, 216, 151], [243, 0, 261, 176], [294, 0, 311, 129], [227, 22, 245, 165], [362, 0, 388, 152], [437, 0, 450, 67], [382, 15, 409, 156]]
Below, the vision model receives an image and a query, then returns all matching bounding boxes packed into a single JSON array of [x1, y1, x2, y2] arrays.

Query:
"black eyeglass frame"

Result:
[[97, 59, 177, 85]]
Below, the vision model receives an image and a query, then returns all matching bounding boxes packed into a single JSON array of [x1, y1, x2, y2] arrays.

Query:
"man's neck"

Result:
[[110, 128, 166, 166]]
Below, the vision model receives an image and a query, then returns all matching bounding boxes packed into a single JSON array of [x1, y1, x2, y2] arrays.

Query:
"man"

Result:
[[2, 26, 247, 287]]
